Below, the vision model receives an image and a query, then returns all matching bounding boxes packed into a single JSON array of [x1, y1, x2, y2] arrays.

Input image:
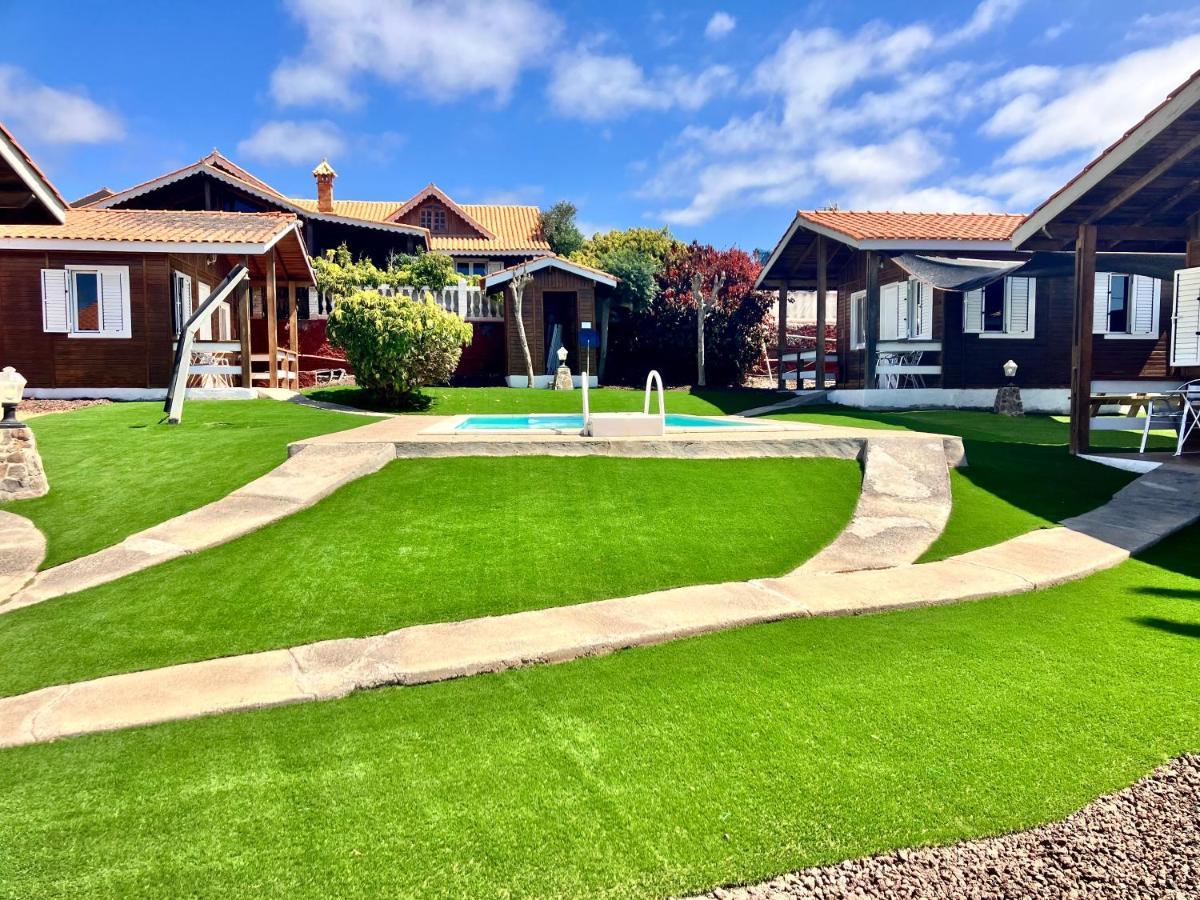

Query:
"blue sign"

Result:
[[580, 328, 600, 349]]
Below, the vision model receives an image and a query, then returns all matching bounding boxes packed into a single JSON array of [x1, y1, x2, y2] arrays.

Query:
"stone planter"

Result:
[[0, 427, 48, 500]]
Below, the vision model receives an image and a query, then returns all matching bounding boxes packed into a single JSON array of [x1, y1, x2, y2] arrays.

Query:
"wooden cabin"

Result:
[[0, 123, 313, 398], [756, 210, 1184, 412], [483, 256, 617, 387], [1013, 67, 1200, 453]]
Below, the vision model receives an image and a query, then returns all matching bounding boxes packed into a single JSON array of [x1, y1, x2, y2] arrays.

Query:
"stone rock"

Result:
[[993, 385, 1024, 417], [553, 364, 574, 391], [0, 427, 48, 500]]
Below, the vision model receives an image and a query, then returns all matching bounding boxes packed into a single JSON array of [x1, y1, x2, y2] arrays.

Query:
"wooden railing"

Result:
[[313, 282, 503, 321], [173, 340, 244, 388], [875, 341, 942, 389], [250, 349, 300, 387]]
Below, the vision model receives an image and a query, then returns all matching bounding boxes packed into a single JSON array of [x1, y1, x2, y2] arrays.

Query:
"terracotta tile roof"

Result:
[[796, 210, 1024, 243], [433, 204, 548, 253], [290, 195, 550, 254], [290, 198, 405, 221], [0, 208, 300, 245]]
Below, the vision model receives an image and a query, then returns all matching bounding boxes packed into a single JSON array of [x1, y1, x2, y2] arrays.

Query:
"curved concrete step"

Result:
[[0, 511, 44, 600]]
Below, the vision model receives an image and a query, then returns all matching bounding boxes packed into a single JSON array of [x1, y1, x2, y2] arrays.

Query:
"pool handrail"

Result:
[[581, 369, 590, 427], [644, 370, 665, 417]]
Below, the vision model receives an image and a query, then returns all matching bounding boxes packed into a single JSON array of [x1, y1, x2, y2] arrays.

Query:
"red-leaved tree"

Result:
[[605, 242, 773, 386]]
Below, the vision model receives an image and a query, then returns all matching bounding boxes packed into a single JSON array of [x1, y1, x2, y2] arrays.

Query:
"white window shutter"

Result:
[[879, 283, 899, 340], [486, 260, 503, 274], [1093, 273, 1110, 334], [1171, 267, 1200, 366], [41, 269, 70, 333], [197, 282, 212, 341], [1130, 275, 1160, 336], [98, 267, 131, 337], [1005, 277, 1035, 336], [895, 282, 909, 339], [850, 290, 865, 347], [911, 279, 933, 339], [963, 289, 984, 334]]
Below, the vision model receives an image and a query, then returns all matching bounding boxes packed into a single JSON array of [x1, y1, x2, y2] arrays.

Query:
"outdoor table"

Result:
[[1087, 392, 1169, 418]]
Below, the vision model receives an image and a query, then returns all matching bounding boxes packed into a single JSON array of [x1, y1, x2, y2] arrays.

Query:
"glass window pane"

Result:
[[74, 272, 100, 332], [1108, 276, 1128, 333], [982, 282, 1005, 332], [456, 262, 470, 275]]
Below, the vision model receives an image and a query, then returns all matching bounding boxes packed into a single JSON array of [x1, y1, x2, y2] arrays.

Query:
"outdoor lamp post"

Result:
[[1003, 359, 1018, 382], [0, 367, 27, 428], [557, 345, 568, 366]]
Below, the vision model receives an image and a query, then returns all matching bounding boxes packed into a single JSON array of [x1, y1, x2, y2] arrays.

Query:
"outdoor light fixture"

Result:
[[0, 367, 27, 428], [1003, 359, 1018, 380], [557, 346, 569, 365]]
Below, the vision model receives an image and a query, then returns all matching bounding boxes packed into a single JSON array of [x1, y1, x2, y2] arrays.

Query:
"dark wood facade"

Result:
[[502, 267, 600, 381]]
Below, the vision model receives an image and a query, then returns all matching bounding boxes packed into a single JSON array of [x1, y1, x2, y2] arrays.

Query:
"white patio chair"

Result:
[[900, 350, 925, 389], [876, 352, 899, 389], [1140, 378, 1200, 454]]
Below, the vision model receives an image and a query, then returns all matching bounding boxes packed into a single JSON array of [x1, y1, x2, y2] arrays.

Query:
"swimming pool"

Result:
[[453, 413, 761, 432]]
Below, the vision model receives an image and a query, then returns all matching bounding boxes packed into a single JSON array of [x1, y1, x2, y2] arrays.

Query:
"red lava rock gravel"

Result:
[[698, 755, 1200, 899], [22, 399, 112, 417]]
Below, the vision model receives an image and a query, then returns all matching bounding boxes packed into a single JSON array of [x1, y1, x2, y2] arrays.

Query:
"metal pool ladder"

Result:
[[644, 370, 665, 418]]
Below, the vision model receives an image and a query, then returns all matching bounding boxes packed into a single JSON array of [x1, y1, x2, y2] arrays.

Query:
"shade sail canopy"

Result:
[[888, 254, 1025, 292]]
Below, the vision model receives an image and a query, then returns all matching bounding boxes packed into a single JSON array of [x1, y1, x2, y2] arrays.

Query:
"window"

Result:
[[419, 204, 447, 233], [963, 276, 1035, 339], [1093, 272, 1160, 338], [1107, 275, 1129, 333], [40, 265, 131, 338], [879, 279, 933, 341], [850, 290, 866, 349], [72, 271, 101, 333], [455, 259, 488, 277], [172, 271, 193, 336]]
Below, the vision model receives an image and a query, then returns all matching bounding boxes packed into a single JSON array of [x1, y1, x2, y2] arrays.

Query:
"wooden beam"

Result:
[[777, 283, 788, 391], [1188, 212, 1200, 267], [265, 250, 279, 389], [1085, 133, 1200, 225], [864, 251, 880, 389], [1069, 225, 1097, 456], [815, 234, 828, 393], [288, 280, 299, 386], [238, 255, 252, 387]]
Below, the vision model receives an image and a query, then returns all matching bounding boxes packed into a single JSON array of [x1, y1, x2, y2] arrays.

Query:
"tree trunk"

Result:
[[511, 271, 537, 388], [597, 296, 611, 382], [692, 272, 706, 387]]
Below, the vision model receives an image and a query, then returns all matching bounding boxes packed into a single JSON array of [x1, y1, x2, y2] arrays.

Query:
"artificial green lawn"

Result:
[[1, 525, 1196, 899], [0, 456, 860, 697], [306, 384, 786, 415], [16, 401, 363, 568], [769, 407, 1173, 560]]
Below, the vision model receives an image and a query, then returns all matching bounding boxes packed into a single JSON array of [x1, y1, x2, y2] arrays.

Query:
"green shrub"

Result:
[[407, 253, 458, 291], [326, 290, 473, 405]]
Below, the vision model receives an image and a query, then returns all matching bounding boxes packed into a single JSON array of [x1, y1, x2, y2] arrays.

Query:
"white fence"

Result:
[[313, 282, 502, 321]]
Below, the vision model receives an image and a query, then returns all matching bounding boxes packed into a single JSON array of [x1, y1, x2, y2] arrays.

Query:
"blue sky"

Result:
[[3, 0, 1200, 251]]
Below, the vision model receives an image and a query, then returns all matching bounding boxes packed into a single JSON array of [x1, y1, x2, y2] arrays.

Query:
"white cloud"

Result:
[[814, 131, 943, 195], [941, 0, 1025, 46], [548, 51, 734, 121], [859, 187, 999, 213], [705, 12, 736, 41], [987, 33, 1200, 164], [958, 161, 1086, 210], [658, 157, 810, 226], [272, 0, 560, 107], [0, 66, 123, 144], [1128, 9, 1200, 40], [237, 120, 346, 164]]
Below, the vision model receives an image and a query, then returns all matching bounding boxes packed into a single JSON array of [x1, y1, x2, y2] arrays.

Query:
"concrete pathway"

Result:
[[0, 511, 44, 600], [2, 460, 1197, 749], [800, 436, 953, 573], [0, 418, 963, 613]]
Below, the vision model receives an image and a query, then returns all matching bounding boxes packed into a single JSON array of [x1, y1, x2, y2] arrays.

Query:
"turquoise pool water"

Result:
[[454, 413, 758, 432]]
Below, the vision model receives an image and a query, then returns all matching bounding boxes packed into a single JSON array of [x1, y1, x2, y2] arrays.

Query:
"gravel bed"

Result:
[[22, 399, 112, 418], [698, 755, 1200, 899]]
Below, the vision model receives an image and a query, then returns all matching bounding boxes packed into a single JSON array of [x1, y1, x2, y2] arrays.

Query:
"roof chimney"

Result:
[[313, 159, 337, 213]]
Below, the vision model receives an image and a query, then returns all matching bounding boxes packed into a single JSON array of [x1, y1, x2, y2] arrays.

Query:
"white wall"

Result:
[[827, 387, 1071, 414], [26, 387, 256, 401], [505, 375, 599, 389]]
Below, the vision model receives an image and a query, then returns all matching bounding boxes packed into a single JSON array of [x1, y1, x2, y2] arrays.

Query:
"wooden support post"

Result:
[[238, 255, 252, 388], [1069, 224, 1098, 456], [864, 250, 880, 389], [288, 281, 299, 387], [265, 251, 279, 389], [777, 283, 788, 391], [815, 234, 827, 392], [1188, 211, 1200, 267]]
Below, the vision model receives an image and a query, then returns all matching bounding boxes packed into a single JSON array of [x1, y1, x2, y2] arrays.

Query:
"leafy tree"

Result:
[[508, 266, 538, 388], [326, 290, 473, 406], [605, 242, 772, 387], [407, 252, 458, 291], [570, 227, 678, 378], [313, 244, 466, 302], [539, 201, 584, 257]]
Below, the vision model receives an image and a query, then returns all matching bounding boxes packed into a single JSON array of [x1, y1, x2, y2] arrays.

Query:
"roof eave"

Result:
[[1012, 69, 1200, 248], [0, 129, 68, 224]]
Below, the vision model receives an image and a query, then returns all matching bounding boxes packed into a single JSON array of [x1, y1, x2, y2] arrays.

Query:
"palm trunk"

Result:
[[696, 296, 706, 387]]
